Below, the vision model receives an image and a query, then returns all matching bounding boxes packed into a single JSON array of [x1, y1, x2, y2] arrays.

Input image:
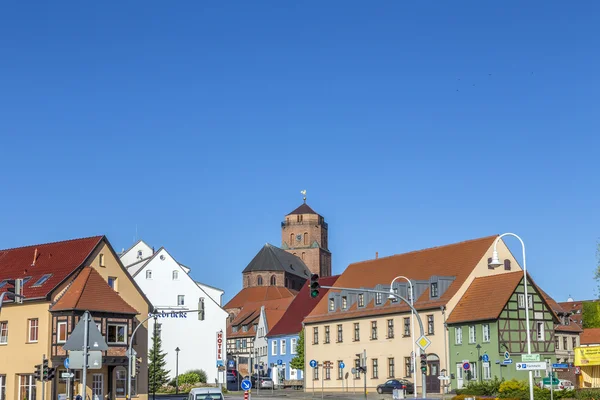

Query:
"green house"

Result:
[[446, 271, 559, 389]]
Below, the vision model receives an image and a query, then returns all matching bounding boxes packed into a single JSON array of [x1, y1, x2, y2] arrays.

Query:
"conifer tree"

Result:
[[148, 325, 171, 392], [290, 329, 305, 371]]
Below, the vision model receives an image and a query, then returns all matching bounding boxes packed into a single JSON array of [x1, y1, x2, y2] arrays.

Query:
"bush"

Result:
[[499, 380, 528, 394], [451, 395, 491, 400], [575, 388, 600, 399], [456, 378, 504, 396], [178, 372, 201, 385], [186, 369, 208, 383]]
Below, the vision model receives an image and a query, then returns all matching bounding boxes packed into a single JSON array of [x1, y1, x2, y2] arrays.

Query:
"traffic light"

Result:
[[420, 353, 427, 373], [42, 359, 49, 380], [33, 364, 42, 381], [309, 274, 320, 298], [6, 279, 23, 304], [46, 366, 56, 381], [198, 298, 205, 321], [135, 357, 142, 377]]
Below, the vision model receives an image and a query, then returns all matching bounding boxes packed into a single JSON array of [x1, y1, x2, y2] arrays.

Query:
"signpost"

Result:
[[482, 354, 489, 363], [504, 351, 511, 360], [552, 363, 569, 369], [516, 362, 546, 371], [241, 379, 252, 391], [416, 335, 431, 351], [310, 360, 317, 397], [502, 359, 513, 365], [522, 354, 541, 362]]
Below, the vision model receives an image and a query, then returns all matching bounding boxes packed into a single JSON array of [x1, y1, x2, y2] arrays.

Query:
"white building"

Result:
[[120, 240, 228, 384]]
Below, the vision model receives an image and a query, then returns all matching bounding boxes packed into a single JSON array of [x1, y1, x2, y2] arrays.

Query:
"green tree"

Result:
[[290, 330, 305, 371], [148, 328, 171, 392]]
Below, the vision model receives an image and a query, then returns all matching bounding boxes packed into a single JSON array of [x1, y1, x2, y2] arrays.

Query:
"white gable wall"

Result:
[[254, 307, 269, 373], [121, 241, 154, 267], [197, 283, 224, 307]]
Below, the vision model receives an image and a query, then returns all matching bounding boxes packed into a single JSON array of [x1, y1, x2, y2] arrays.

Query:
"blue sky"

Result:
[[1, 1, 598, 304]]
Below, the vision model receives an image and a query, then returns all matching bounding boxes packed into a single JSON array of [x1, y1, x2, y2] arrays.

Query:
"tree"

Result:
[[148, 326, 171, 392], [290, 329, 305, 371]]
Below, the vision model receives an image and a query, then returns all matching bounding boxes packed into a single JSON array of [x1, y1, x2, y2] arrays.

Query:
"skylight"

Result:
[[0, 280, 7, 288], [22, 277, 32, 285], [33, 274, 52, 287]]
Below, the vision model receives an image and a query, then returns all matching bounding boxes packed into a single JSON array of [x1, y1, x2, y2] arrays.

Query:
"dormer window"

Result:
[[342, 296, 347, 309], [358, 294, 365, 307], [232, 326, 238, 333], [329, 298, 335, 311], [242, 325, 249, 332], [375, 292, 382, 305], [430, 282, 439, 298], [137, 250, 143, 258]]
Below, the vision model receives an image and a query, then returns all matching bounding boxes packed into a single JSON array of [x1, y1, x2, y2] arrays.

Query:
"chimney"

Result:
[[375, 252, 379, 259], [31, 248, 38, 266]]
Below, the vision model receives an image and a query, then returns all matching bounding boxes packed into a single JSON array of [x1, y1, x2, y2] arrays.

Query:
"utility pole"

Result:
[[41, 354, 46, 400], [363, 350, 367, 400]]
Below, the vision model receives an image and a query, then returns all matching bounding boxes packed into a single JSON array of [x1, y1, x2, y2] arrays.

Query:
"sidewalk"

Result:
[[232, 388, 448, 400]]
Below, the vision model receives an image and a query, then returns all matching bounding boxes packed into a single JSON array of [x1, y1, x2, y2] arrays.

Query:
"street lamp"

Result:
[[489, 233, 533, 400], [475, 344, 482, 382], [389, 276, 417, 398], [175, 347, 180, 395]]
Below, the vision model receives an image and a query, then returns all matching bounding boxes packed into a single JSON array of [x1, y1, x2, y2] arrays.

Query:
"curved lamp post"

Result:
[[489, 233, 533, 400], [389, 276, 417, 398]]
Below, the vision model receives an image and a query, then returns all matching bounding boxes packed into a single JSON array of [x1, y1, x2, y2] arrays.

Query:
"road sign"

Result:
[[503, 359, 513, 365], [351, 367, 357, 374], [516, 362, 546, 371], [552, 363, 569, 369], [310, 360, 318, 368], [575, 367, 581, 374], [277, 359, 283, 366], [438, 376, 451, 380], [504, 351, 510, 360], [228, 360, 235, 368], [339, 361, 345, 369], [522, 354, 541, 362], [463, 362, 470, 370], [482, 354, 489, 363], [241, 379, 252, 391], [61, 372, 74, 379], [63, 311, 108, 351], [64, 358, 69, 369], [416, 335, 431, 351], [88, 351, 103, 369]]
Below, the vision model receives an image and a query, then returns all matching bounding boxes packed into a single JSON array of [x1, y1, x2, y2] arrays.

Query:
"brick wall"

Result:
[[243, 271, 285, 288]]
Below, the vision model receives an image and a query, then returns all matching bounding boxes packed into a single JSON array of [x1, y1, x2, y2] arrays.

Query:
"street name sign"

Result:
[[522, 354, 540, 362], [552, 363, 569, 369], [516, 362, 546, 371]]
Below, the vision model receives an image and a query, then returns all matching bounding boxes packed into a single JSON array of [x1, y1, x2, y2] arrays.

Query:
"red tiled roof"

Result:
[[224, 286, 297, 310], [268, 275, 340, 336], [51, 267, 138, 314], [0, 236, 103, 300], [558, 300, 600, 328], [447, 272, 523, 324], [539, 290, 583, 333], [305, 236, 498, 324], [581, 328, 600, 345], [227, 297, 294, 339]]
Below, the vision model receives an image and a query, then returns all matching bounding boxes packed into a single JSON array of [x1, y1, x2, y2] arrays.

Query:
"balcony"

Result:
[[281, 220, 328, 229]]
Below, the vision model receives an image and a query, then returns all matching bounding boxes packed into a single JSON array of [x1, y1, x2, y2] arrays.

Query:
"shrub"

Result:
[[575, 388, 600, 400], [499, 380, 528, 394], [186, 369, 208, 383], [457, 378, 504, 396]]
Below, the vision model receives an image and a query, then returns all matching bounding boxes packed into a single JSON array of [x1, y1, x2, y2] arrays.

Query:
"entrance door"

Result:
[[427, 360, 441, 392], [92, 374, 103, 400], [456, 364, 464, 389], [290, 367, 297, 380]]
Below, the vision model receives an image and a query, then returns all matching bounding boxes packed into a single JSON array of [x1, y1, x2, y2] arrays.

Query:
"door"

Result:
[[290, 367, 297, 380], [456, 364, 464, 389], [426, 360, 440, 392], [92, 374, 103, 400]]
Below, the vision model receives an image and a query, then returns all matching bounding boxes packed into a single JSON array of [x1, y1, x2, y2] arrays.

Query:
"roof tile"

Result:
[[581, 328, 600, 345], [224, 286, 297, 310]]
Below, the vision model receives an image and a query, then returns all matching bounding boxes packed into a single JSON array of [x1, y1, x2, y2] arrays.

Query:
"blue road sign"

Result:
[[254, 364, 258, 369], [241, 379, 252, 391], [228, 360, 235, 368], [504, 351, 510, 360], [64, 358, 69, 369], [277, 359, 283, 366], [503, 359, 513, 365], [553, 363, 569, 369], [217, 360, 224, 368], [339, 362, 346, 369], [310, 360, 318, 368], [463, 362, 471, 370], [482, 354, 489, 363]]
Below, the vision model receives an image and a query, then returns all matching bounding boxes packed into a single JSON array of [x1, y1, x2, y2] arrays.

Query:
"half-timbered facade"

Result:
[[448, 272, 559, 389]]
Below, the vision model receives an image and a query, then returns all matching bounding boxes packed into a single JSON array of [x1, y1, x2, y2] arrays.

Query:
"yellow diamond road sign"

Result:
[[416, 335, 431, 351]]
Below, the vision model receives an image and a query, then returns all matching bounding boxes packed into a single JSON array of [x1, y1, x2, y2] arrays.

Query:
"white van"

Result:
[[188, 387, 225, 400]]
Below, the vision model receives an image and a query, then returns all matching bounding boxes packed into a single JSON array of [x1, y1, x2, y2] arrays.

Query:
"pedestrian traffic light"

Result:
[[309, 274, 320, 298], [46, 366, 56, 381], [198, 298, 205, 321], [6, 278, 23, 304], [420, 353, 427, 373], [33, 364, 42, 381]]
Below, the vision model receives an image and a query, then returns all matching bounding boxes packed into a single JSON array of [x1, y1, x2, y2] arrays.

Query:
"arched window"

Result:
[[290, 233, 294, 245], [285, 277, 289, 287], [99, 253, 105, 267], [302, 252, 305, 260], [304, 233, 308, 245], [257, 276, 263, 286], [146, 270, 152, 279], [172, 270, 179, 280], [246, 276, 250, 287], [270, 275, 276, 286]]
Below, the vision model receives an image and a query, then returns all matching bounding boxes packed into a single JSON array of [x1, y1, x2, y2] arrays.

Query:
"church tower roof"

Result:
[[287, 201, 318, 216], [242, 243, 311, 279]]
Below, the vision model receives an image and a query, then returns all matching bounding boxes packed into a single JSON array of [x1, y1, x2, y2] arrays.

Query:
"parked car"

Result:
[[539, 378, 574, 391], [376, 379, 414, 394], [189, 387, 224, 400], [249, 375, 274, 389]]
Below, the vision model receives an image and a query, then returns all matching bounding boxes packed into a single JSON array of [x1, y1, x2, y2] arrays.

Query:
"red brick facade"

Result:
[[281, 212, 332, 277]]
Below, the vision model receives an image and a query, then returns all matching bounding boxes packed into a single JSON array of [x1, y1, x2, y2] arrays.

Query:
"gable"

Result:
[[120, 240, 153, 267]]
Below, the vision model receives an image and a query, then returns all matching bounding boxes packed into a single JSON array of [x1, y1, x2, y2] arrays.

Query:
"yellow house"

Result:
[[0, 236, 152, 400], [303, 235, 521, 394]]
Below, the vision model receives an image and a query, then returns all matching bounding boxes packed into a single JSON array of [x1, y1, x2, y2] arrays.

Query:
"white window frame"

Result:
[[536, 322, 545, 341], [107, 323, 127, 345], [280, 339, 286, 355], [329, 298, 335, 311], [172, 270, 179, 280], [271, 340, 277, 356], [291, 338, 297, 354], [0, 374, 5, 400], [177, 295, 185, 306], [57, 321, 67, 343], [108, 276, 117, 290], [146, 270, 152, 279], [483, 362, 491, 380], [18, 375, 36, 400], [469, 325, 476, 343], [483, 324, 490, 342], [518, 294, 525, 308], [455, 327, 462, 345], [28, 319, 39, 343], [0, 322, 7, 344]]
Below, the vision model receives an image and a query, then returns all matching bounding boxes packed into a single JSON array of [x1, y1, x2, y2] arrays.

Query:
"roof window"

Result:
[[32, 274, 52, 287], [0, 279, 7, 288]]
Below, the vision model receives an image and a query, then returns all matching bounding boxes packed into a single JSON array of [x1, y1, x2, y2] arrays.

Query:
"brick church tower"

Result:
[[281, 199, 332, 277]]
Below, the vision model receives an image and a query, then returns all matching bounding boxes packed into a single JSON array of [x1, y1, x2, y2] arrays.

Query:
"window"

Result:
[[528, 294, 533, 308], [290, 233, 294, 245], [391, 287, 399, 303], [338, 361, 344, 380], [563, 337, 568, 350], [137, 250, 143, 258], [483, 324, 490, 342], [324, 326, 330, 344], [387, 319, 394, 338], [404, 318, 411, 336], [372, 359, 379, 379], [108, 276, 117, 290], [242, 325, 248, 332], [388, 358, 395, 378], [107, 323, 127, 344], [329, 298, 335, 311], [455, 327, 463, 344], [469, 362, 478, 380], [323, 361, 331, 380], [18, 375, 36, 400], [302, 252, 305, 260], [371, 321, 378, 340], [405, 357, 412, 377], [313, 366, 319, 381], [573, 337, 578, 349], [241, 338, 247, 348], [297, 215, 303, 222], [172, 270, 179, 280], [304, 233, 309, 245], [57, 321, 67, 343], [0, 322, 7, 344], [469, 325, 476, 343], [270, 275, 276, 286], [99, 253, 105, 267], [427, 315, 434, 335], [337, 324, 343, 342], [430, 282, 439, 297], [177, 295, 185, 305], [0, 374, 5, 400], [280, 339, 287, 355], [342, 296, 347, 309], [257, 275, 263, 285], [483, 362, 491, 380], [504, 259, 511, 271], [536, 322, 545, 341], [116, 368, 126, 396], [313, 327, 319, 344], [376, 292, 382, 305], [565, 317, 570, 326], [358, 294, 365, 307], [555, 335, 560, 349], [518, 294, 533, 309], [291, 338, 297, 354], [28, 319, 38, 343], [32, 274, 52, 287], [354, 323, 360, 341], [232, 326, 238, 333], [354, 359, 361, 379], [146, 270, 152, 279]]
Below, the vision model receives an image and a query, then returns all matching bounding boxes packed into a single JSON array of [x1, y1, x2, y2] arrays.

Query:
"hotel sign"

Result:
[[216, 330, 224, 367]]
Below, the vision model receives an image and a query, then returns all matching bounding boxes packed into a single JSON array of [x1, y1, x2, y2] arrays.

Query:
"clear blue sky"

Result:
[[1, 1, 598, 304]]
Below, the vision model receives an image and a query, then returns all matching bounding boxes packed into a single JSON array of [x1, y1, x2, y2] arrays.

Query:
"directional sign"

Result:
[[553, 363, 569, 368], [438, 376, 451, 381], [516, 362, 546, 371], [503, 359, 513, 365], [339, 362, 345, 369], [310, 360, 318, 368], [522, 354, 541, 362], [63, 311, 108, 351], [64, 358, 70, 369], [228, 360, 235, 369], [241, 379, 252, 391], [482, 354, 489, 363], [277, 359, 283, 366], [504, 351, 510, 360], [463, 362, 471, 371], [416, 335, 431, 351], [61, 372, 74, 379]]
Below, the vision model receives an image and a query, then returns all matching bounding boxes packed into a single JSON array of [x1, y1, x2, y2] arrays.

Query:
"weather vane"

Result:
[[300, 190, 307, 202]]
